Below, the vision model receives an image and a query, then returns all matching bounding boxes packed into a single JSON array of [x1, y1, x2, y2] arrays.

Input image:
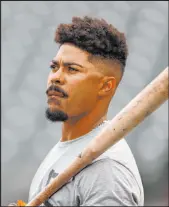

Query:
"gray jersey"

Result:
[[29, 121, 144, 206]]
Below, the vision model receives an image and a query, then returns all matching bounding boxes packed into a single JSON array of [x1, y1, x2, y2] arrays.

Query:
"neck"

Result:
[[61, 105, 108, 142]]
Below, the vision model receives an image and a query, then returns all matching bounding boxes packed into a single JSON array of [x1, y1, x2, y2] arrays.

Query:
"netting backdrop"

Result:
[[1, 1, 168, 206]]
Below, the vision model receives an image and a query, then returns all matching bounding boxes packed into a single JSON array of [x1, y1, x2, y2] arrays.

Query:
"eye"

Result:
[[50, 64, 58, 72], [68, 67, 78, 72]]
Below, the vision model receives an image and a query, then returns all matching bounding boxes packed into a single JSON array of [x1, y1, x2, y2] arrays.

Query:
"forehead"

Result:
[[54, 43, 91, 65]]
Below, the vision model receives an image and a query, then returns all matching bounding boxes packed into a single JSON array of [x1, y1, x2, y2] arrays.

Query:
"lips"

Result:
[[47, 91, 65, 98]]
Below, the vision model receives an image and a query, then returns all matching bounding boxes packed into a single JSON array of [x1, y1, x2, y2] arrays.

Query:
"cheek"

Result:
[[67, 77, 85, 94], [70, 80, 81, 89], [68, 78, 98, 102]]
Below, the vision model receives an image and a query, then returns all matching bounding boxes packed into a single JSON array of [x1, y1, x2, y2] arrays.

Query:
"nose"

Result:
[[50, 68, 65, 85]]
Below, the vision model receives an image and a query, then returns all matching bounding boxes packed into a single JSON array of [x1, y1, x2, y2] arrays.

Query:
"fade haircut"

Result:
[[54, 16, 128, 74]]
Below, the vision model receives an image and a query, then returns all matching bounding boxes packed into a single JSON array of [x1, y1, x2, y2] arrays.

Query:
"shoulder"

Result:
[[75, 138, 140, 187], [74, 158, 144, 206], [76, 158, 138, 186]]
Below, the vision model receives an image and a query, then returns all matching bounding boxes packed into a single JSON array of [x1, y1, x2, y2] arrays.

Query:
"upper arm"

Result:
[[74, 158, 143, 206]]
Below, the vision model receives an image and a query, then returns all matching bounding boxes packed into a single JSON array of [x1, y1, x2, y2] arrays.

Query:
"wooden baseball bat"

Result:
[[26, 67, 168, 206]]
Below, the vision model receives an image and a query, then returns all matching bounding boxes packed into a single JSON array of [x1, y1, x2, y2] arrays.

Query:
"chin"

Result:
[[48, 104, 61, 112], [47, 99, 63, 111], [45, 107, 69, 122], [48, 98, 60, 106]]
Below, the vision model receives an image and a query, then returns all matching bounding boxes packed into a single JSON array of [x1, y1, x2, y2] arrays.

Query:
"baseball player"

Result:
[[11, 16, 144, 206]]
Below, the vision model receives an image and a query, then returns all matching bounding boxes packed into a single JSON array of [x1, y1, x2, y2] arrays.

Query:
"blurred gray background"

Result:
[[1, 1, 168, 206]]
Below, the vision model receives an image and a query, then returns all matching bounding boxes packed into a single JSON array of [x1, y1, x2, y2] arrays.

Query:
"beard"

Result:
[[45, 107, 69, 122]]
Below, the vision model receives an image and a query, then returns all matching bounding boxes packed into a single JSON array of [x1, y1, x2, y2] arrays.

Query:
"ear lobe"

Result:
[[98, 77, 116, 96]]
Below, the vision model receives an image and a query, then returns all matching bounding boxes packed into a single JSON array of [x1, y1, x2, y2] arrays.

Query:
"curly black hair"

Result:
[[55, 16, 128, 72]]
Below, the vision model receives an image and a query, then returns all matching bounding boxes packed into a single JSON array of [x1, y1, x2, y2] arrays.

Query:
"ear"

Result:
[[98, 76, 116, 97]]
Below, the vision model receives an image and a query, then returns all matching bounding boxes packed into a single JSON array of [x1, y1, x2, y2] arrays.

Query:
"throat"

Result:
[[61, 115, 107, 142]]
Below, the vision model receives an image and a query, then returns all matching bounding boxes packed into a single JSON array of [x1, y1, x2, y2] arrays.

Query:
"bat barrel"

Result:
[[82, 67, 168, 161]]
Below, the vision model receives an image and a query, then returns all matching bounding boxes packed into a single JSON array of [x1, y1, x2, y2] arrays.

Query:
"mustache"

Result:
[[46, 85, 68, 98]]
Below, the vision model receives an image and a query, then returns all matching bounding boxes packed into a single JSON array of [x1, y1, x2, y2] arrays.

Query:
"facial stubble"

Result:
[[45, 107, 69, 122]]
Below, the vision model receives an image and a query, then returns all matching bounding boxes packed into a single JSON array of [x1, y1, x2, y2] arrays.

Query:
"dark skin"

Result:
[[47, 43, 122, 142]]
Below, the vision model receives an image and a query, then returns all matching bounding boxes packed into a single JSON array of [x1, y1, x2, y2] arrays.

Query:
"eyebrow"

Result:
[[51, 60, 84, 68]]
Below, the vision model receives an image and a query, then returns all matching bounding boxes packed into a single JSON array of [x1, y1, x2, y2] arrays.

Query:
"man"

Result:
[[27, 16, 144, 206]]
